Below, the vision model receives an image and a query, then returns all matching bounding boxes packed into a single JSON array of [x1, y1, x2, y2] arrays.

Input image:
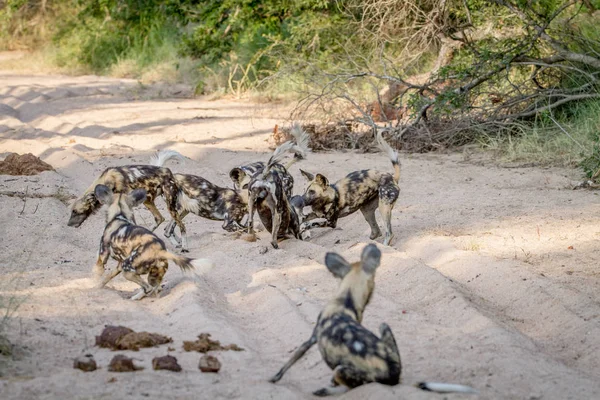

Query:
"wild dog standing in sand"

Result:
[[244, 126, 310, 249], [269, 244, 401, 395], [148, 151, 250, 246], [93, 184, 213, 300], [68, 155, 186, 249], [269, 244, 477, 396], [299, 130, 400, 246]]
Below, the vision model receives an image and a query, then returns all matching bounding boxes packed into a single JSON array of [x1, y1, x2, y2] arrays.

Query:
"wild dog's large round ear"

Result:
[[229, 167, 246, 188], [325, 252, 352, 279], [315, 174, 329, 187], [128, 188, 147, 207], [94, 184, 113, 205], [300, 169, 314, 181], [361, 244, 381, 274]]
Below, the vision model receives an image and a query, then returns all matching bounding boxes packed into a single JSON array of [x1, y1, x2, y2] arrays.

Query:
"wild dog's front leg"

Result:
[[265, 195, 281, 249], [247, 190, 257, 235], [97, 262, 123, 288], [93, 239, 110, 279], [269, 334, 317, 383]]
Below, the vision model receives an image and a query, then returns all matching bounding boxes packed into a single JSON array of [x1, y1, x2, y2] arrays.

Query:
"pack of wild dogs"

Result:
[[67, 126, 474, 396]]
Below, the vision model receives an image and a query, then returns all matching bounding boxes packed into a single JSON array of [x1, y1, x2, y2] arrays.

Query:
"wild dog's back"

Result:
[[269, 245, 401, 395]]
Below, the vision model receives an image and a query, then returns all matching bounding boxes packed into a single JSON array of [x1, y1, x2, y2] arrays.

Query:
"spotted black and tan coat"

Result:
[[299, 131, 401, 246], [242, 125, 310, 249], [68, 155, 186, 249], [147, 151, 250, 249], [92, 184, 212, 300], [269, 244, 401, 396]]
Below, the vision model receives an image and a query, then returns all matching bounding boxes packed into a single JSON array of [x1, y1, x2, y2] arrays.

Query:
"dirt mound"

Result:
[[0, 153, 54, 176]]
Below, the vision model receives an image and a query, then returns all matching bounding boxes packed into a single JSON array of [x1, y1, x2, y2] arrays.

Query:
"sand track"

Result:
[[1, 72, 599, 399]]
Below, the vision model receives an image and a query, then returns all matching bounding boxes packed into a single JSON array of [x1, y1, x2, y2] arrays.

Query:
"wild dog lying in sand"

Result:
[[269, 244, 477, 396], [149, 151, 249, 249], [245, 126, 310, 249], [298, 131, 400, 246], [270, 244, 400, 395], [92, 184, 213, 300], [67, 157, 185, 248]]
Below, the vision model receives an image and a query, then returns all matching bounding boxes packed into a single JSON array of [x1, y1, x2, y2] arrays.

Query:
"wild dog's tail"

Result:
[[151, 150, 185, 167], [163, 251, 214, 274], [267, 123, 310, 171], [417, 382, 477, 394], [376, 129, 400, 184]]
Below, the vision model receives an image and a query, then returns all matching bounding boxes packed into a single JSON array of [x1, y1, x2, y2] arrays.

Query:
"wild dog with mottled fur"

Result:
[[93, 184, 213, 300], [245, 126, 310, 249], [299, 131, 400, 246], [68, 156, 186, 249], [148, 151, 249, 248], [270, 244, 401, 396], [270, 245, 477, 396]]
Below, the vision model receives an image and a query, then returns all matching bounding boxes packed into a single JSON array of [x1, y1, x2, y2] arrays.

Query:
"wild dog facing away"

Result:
[[67, 157, 186, 249], [150, 151, 249, 249], [269, 244, 476, 396], [92, 184, 213, 300], [299, 130, 401, 246], [245, 125, 310, 249]]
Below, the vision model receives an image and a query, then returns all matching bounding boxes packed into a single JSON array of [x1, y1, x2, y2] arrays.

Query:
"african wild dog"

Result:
[[92, 184, 213, 300], [298, 130, 400, 246], [270, 245, 477, 396], [68, 153, 186, 249], [245, 125, 310, 249], [148, 151, 249, 249], [269, 244, 401, 396]]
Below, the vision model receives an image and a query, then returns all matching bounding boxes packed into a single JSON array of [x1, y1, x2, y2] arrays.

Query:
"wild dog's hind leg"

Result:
[[360, 197, 381, 240], [379, 323, 402, 379], [163, 182, 188, 252], [146, 260, 168, 298], [269, 334, 317, 383], [313, 364, 367, 396], [379, 181, 399, 246], [123, 270, 153, 301], [144, 199, 165, 231], [164, 210, 188, 247]]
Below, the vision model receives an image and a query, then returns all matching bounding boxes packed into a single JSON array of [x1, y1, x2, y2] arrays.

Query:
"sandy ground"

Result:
[[0, 71, 599, 400]]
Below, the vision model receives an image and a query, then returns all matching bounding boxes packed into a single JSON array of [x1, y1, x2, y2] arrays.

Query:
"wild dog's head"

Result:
[[300, 169, 333, 206], [68, 192, 102, 227], [229, 167, 251, 203], [94, 184, 147, 224], [324, 244, 382, 322]]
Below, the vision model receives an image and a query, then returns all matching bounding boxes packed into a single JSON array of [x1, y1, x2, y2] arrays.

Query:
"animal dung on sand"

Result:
[[73, 354, 97, 372], [95, 325, 172, 351], [108, 355, 144, 372], [183, 333, 244, 353], [199, 355, 221, 373], [152, 355, 182, 372]]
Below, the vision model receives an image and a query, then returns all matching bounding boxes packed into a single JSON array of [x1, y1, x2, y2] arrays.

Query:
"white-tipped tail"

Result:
[[267, 124, 310, 170], [376, 129, 398, 164], [417, 382, 477, 394], [191, 258, 214, 275], [151, 150, 185, 167], [288, 123, 310, 160], [376, 129, 400, 183]]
